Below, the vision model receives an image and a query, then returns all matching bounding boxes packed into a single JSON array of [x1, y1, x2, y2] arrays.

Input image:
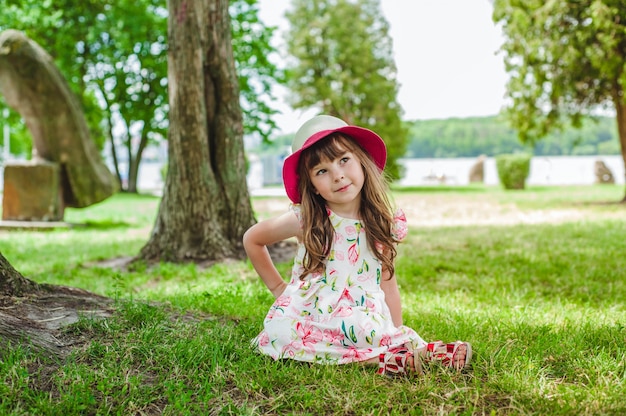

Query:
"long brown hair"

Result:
[[296, 133, 399, 280]]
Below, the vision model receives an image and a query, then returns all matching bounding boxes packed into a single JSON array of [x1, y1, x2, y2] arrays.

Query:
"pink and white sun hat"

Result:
[[282, 115, 387, 203]]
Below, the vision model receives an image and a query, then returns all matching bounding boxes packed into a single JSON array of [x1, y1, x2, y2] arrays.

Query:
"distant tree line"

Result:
[[405, 115, 619, 158], [492, 1, 626, 202], [252, 114, 619, 160]]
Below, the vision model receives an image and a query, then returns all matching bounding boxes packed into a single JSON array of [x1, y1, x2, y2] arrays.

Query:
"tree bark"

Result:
[[614, 90, 626, 203], [0, 252, 113, 358], [139, 0, 256, 263], [0, 252, 39, 297], [0, 29, 117, 208]]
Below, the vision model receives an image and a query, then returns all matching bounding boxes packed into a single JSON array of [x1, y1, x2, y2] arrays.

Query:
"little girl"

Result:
[[243, 115, 471, 376]]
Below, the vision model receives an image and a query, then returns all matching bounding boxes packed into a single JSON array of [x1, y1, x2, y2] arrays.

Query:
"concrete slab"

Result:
[[0, 220, 85, 230]]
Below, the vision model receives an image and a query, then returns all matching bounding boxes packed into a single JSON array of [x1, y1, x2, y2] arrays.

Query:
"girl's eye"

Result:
[[315, 169, 327, 176], [340, 157, 349, 163]]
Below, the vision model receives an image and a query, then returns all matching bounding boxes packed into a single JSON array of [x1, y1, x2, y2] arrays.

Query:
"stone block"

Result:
[[2, 160, 64, 221]]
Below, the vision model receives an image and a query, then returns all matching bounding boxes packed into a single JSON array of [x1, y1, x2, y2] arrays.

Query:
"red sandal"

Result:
[[377, 344, 423, 377], [423, 340, 472, 371]]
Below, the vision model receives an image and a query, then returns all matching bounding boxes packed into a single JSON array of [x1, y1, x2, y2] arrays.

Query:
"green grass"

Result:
[[1, 185, 626, 415]]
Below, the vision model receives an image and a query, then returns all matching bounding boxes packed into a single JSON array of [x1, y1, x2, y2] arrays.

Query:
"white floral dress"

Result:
[[254, 205, 425, 364]]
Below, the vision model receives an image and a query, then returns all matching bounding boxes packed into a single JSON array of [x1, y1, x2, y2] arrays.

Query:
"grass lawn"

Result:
[[1, 185, 625, 415]]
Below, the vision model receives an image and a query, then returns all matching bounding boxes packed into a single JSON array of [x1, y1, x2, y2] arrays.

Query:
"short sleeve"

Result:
[[391, 208, 408, 241], [289, 204, 304, 228]]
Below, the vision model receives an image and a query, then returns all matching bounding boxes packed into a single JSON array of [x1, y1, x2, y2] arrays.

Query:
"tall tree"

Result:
[[87, 0, 169, 194], [231, 0, 282, 142], [493, 0, 626, 201], [285, 0, 407, 179], [0, 0, 280, 192], [0, 0, 167, 192], [138, 0, 255, 262]]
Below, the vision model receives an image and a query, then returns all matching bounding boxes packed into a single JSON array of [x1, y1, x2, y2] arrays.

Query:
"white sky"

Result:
[[256, 0, 509, 134]]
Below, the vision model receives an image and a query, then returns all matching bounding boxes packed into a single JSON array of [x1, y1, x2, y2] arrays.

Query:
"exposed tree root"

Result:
[[0, 285, 114, 358]]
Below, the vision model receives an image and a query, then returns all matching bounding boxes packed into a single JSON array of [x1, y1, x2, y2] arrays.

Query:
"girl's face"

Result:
[[307, 147, 365, 213]]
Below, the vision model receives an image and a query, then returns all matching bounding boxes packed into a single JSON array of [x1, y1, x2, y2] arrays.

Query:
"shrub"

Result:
[[495, 153, 531, 190]]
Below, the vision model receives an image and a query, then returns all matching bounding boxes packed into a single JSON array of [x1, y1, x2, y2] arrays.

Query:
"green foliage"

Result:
[[0, 103, 31, 159], [492, 0, 626, 168], [495, 153, 531, 190], [285, 0, 407, 179], [0, 0, 282, 183], [406, 115, 619, 158], [0, 0, 108, 155], [2, 188, 626, 414], [160, 163, 168, 182], [0, 0, 168, 189], [256, 114, 619, 160], [408, 115, 529, 158], [230, 0, 283, 141]]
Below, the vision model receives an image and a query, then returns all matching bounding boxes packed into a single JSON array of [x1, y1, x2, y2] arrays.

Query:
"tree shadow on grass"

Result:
[[80, 220, 132, 230]]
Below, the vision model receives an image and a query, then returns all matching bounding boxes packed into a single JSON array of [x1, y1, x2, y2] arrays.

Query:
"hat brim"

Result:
[[282, 126, 387, 204]]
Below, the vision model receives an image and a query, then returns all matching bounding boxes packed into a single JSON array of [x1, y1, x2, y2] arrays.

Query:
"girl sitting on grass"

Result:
[[243, 115, 472, 376]]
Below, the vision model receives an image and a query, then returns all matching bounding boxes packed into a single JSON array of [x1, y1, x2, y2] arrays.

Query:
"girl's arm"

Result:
[[380, 268, 403, 327], [243, 211, 302, 298]]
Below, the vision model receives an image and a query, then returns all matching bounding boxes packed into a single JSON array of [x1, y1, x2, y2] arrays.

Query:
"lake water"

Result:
[[62, 154, 626, 190], [1, 155, 622, 195], [396, 155, 624, 187], [246, 154, 624, 195]]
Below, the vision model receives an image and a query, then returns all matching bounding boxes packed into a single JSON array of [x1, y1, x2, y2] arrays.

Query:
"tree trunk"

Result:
[[614, 93, 626, 203], [139, 0, 256, 262], [0, 252, 39, 297], [127, 125, 150, 194]]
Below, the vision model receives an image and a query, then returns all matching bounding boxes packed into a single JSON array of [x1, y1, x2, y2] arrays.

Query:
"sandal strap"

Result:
[[423, 340, 472, 370], [377, 346, 410, 376], [377, 345, 420, 377]]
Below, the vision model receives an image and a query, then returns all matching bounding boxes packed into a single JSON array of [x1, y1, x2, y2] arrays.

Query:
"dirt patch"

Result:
[[251, 193, 610, 228], [395, 194, 591, 227]]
